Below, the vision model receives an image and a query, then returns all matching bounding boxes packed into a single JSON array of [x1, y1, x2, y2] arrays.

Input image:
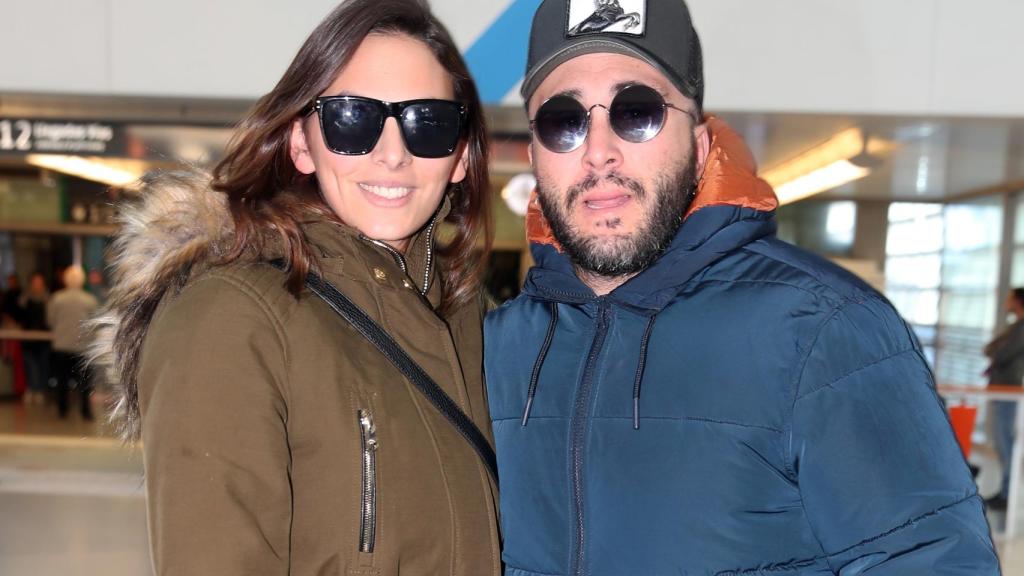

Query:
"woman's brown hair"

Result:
[[211, 0, 492, 314]]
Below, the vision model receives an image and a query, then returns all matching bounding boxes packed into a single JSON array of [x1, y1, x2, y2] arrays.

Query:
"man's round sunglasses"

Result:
[[304, 96, 467, 159], [529, 84, 695, 154]]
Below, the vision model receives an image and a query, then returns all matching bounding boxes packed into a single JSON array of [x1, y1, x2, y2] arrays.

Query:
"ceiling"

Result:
[[2, 92, 1022, 203], [718, 112, 1024, 203]]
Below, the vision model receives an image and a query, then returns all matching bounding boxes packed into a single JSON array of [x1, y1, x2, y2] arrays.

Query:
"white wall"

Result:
[[2, 0, 1022, 117], [689, 0, 1024, 116]]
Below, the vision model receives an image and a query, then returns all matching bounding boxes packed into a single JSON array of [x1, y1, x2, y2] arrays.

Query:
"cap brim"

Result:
[[521, 38, 672, 103]]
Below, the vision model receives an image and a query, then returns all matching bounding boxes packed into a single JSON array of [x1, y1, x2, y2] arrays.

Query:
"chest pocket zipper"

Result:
[[358, 410, 378, 553]]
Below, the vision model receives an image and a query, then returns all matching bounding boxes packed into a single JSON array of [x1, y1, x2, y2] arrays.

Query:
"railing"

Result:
[[0, 330, 53, 342], [938, 384, 1024, 538]]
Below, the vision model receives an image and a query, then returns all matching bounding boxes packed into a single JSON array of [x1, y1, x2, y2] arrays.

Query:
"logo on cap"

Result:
[[566, 0, 647, 37]]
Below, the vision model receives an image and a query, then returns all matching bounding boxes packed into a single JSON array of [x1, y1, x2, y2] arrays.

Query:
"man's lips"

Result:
[[581, 190, 632, 210]]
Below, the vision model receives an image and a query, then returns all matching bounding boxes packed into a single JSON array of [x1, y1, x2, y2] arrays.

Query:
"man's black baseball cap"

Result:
[[521, 0, 704, 109]]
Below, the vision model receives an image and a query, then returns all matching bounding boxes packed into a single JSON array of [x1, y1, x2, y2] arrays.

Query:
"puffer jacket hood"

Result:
[[525, 115, 777, 250], [523, 116, 779, 312], [517, 117, 780, 427]]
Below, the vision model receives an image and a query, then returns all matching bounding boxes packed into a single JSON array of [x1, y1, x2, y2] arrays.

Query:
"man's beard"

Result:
[[536, 152, 698, 278]]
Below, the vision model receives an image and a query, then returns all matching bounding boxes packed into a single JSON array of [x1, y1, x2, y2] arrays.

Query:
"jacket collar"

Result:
[[299, 195, 449, 308], [522, 117, 779, 312]]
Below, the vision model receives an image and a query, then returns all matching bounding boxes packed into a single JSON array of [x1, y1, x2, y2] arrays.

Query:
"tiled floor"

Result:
[[995, 511, 1024, 575], [1, 397, 1023, 575], [0, 395, 151, 575], [0, 492, 151, 576]]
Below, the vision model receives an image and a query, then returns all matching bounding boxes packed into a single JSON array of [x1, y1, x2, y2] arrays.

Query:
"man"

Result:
[[483, 0, 999, 574], [1, 273, 24, 327], [984, 287, 1024, 511], [48, 266, 99, 419], [19, 272, 51, 405]]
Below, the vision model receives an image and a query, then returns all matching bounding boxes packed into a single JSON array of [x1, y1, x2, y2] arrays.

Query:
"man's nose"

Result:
[[581, 106, 623, 174]]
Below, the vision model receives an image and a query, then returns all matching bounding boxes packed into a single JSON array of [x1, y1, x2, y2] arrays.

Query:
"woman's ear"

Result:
[[289, 118, 316, 175], [449, 141, 469, 184]]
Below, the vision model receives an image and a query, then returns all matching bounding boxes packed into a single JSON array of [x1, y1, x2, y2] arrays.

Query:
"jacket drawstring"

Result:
[[521, 304, 656, 429], [632, 314, 658, 430], [522, 302, 559, 426]]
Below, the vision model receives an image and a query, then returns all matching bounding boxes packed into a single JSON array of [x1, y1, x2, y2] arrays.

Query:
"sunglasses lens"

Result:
[[319, 98, 385, 155], [609, 85, 666, 143], [400, 102, 464, 158], [534, 96, 588, 153]]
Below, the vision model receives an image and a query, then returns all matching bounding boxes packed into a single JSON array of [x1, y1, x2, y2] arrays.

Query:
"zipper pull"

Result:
[[359, 411, 378, 451]]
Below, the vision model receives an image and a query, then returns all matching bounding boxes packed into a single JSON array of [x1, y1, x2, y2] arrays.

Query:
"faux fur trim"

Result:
[[86, 169, 234, 441]]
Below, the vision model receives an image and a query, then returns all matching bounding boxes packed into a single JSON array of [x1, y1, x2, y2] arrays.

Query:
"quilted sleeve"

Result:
[[791, 297, 1000, 574]]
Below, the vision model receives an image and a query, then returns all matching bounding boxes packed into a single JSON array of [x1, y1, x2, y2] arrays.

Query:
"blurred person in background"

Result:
[[983, 287, 1024, 511], [1, 273, 24, 326], [86, 268, 108, 305], [0, 273, 25, 400], [89, 0, 499, 574], [48, 266, 98, 419], [484, 0, 999, 573], [20, 271, 51, 404]]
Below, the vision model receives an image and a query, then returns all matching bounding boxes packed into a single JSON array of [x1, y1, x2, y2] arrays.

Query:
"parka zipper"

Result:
[[570, 300, 612, 576], [359, 210, 437, 296], [363, 237, 409, 274], [358, 410, 378, 553]]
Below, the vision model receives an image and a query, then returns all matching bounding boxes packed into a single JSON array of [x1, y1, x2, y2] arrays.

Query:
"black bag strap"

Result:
[[269, 260, 498, 486]]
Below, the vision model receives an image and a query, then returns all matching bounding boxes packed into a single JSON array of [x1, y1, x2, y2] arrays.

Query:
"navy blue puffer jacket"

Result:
[[484, 119, 998, 575]]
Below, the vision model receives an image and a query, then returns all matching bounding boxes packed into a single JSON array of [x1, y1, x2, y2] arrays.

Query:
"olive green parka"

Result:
[[90, 171, 501, 576]]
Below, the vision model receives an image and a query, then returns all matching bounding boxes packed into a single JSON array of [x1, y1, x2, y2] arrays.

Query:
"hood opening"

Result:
[[524, 116, 778, 251]]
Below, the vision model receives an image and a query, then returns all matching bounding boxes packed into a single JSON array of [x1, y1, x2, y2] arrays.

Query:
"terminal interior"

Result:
[[2, 0, 1024, 573]]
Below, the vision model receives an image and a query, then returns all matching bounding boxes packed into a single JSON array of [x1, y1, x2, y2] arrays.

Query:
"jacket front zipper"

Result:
[[360, 209, 437, 296], [570, 300, 611, 576], [358, 410, 378, 553]]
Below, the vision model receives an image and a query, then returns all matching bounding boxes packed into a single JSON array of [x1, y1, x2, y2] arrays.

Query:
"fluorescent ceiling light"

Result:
[[25, 154, 144, 188], [762, 127, 891, 205], [774, 160, 869, 204]]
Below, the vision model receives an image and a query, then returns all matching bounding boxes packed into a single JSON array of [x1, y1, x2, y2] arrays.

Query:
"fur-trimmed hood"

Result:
[[88, 169, 236, 440]]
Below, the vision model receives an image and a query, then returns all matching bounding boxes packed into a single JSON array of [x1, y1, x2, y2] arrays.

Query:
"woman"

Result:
[[90, 1, 499, 573]]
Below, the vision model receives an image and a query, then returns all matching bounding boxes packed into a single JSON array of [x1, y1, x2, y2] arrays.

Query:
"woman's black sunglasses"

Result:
[[304, 95, 467, 159], [529, 84, 695, 153]]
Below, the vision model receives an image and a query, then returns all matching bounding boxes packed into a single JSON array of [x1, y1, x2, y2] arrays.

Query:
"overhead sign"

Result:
[[0, 118, 126, 156]]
